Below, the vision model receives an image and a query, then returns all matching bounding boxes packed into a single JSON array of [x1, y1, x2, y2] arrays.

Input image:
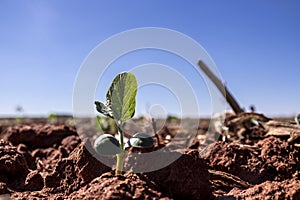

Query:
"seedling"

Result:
[[94, 72, 154, 175]]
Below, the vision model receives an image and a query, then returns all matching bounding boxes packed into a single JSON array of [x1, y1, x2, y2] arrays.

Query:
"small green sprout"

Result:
[[47, 113, 57, 124], [94, 72, 154, 175], [295, 114, 300, 127]]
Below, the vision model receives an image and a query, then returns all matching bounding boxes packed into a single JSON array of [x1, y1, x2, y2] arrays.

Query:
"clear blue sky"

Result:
[[1, 0, 300, 117]]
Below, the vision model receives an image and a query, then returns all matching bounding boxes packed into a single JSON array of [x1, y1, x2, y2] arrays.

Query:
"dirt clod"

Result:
[[4, 125, 77, 149], [69, 172, 167, 200], [0, 140, 29, 179], [219, 179, 300, 200], [24, 170, 44, 191], [145, 150, 211, 200], [44, 139, 110, 194], [205, 136, 300, 185], [0, 182, 8, 195]]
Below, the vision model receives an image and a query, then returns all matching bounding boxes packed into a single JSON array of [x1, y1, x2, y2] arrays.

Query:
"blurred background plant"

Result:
[[47, 113, 57, 124], [15, 105, 24, 124], [95, 116, 116, 134]]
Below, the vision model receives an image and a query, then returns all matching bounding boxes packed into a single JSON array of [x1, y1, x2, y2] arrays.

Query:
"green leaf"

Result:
[[127, 132, 154, 148], [95, 101, 113, 118], [94, 134, 121, 156], [106, 72, 137, 121]]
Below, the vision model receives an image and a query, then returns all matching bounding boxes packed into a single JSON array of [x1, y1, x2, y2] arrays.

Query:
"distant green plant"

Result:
[[94, 72, 154, 175], [167, 115, 180, 122], [15, 105, 24, 124], [95, 116, 116, 134], [15, 117, 22, 124], [295, 114, 300, 126], [47, 113, 57, 124]]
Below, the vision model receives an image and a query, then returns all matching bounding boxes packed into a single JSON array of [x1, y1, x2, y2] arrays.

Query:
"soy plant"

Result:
[[94, 72, 154, 175]]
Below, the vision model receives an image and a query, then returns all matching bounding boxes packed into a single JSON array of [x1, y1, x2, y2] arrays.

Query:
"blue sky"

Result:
[[0, 0, 300, 117]]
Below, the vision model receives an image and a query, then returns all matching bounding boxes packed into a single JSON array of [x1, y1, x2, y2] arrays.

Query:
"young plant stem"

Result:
[[116, 120, 125, 175], [116, 152, 125, 175]]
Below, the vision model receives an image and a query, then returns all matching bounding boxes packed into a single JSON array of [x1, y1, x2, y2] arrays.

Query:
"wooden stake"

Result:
[[198, 60, 244, 114]]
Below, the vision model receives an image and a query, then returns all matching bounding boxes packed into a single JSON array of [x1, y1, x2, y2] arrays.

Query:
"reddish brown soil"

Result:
[[205, 136, 300, 184], [0, 121, 299, 199], [219, 179, 300, 200]]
